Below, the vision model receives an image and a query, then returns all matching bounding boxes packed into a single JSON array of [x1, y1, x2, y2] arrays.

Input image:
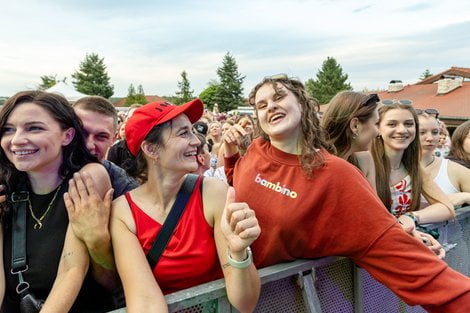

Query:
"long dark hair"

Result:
[[248, 77, 328, 175], [322, 91, 379, 158], [0, 90, 98, 193]]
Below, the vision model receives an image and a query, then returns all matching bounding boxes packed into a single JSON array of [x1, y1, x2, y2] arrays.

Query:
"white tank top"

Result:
[[433, 159, 459, 194]]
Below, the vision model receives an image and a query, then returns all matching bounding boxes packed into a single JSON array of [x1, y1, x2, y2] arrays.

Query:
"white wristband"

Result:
[[227, 247, 252, 269]]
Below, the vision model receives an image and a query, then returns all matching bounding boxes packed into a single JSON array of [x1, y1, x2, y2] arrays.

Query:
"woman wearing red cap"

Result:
[[110, 99, 261, 312], [223, 76, 470, 313]]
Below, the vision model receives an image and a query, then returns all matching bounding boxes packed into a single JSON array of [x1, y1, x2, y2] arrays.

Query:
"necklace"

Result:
[[28, 184, 62, 230], [391, 163, 402, 171], [424, 155, 435, 168]]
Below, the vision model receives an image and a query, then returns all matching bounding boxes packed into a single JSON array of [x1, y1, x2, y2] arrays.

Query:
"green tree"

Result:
[[38, 74, 66, 90], [125, 84, 147, 106], [215, 52, 245, 112], [175, 71, 194, 105], [420, 69, 433, 80], [305, 57, 352, 104], [72, 53, 114, 98], [199, 81, 219, 111]]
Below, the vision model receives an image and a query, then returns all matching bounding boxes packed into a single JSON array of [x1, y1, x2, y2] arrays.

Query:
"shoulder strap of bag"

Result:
[[146, 174, 199, 269], [11, 186, 29, 272]]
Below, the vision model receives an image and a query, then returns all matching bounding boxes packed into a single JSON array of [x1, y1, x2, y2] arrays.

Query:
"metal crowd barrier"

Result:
[[109, 205, 470, 313]]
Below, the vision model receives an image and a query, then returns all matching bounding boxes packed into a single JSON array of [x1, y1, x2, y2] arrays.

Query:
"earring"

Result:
[[352, 133, 358, 140]]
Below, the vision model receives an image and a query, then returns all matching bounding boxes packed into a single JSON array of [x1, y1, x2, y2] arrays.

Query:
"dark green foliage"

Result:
[[199, 81, 219, 111], [124, 84, 147, 106], [420, 69, 433, 80], [38, 74, 66, 90], [215, 52, 245, 112], [305, 57, 352, 104], [175, 71, 195, 105], [72, 53, 114, 98]]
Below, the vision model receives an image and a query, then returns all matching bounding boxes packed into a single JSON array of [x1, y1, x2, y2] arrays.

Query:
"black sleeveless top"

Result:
[[2, 181, 114, 313]]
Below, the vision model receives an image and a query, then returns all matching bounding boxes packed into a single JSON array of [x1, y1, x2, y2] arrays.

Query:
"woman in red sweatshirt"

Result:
[[223, 75, 470, 313]]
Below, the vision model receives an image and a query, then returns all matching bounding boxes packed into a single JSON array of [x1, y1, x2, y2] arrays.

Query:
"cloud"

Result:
[[400, 2, 433, 12], [353, 5, 373, 13], [1, 0, 470, 97]]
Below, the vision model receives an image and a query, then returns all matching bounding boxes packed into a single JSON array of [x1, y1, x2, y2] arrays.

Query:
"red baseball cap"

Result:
[[125, 99, 203, 156]]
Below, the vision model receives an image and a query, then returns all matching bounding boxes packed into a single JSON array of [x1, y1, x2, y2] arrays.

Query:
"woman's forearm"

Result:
[[415, 203, 455, 224], [224, 263, 260, 313], [41, 265, 88, 313]]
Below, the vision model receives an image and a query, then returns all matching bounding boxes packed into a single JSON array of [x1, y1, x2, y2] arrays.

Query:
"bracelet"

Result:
[[227, 247, 252, 269], [403, 212, 418, 225]]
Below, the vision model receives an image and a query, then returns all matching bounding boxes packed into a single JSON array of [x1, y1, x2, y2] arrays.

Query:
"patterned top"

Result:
[[390, 175, 412, 217]]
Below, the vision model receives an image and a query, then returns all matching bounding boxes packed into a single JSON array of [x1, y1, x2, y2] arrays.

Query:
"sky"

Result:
[[1, 0, 469, 98]]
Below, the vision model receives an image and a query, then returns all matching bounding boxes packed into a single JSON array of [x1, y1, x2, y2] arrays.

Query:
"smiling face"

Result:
[[254, 82, 302, 144], [418, 115, 440, 153], [1, 102, 73, 174], [154, 114, 201, 173], [379, 108, 416, 153]]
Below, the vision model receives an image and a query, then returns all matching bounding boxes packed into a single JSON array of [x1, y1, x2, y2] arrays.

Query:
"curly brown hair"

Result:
[[248, 77, 328, 175]]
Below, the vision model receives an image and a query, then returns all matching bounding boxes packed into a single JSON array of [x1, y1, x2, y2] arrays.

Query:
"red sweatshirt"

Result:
[[225, 138, 470, 313]]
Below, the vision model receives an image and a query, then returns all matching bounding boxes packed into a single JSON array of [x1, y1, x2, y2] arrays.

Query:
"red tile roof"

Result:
[[377, 82, 470, 119]]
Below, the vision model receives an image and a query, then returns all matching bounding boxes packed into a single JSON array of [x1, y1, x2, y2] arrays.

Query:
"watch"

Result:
[[227, 247, 252, 269]]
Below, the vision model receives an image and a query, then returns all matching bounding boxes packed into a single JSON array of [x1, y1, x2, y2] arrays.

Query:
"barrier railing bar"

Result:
[[301, 269, 323, 313]]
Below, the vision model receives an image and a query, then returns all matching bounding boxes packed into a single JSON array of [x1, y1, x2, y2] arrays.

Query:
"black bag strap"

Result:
[[11, 191, 29, 272], [146, 174, 199, 269]]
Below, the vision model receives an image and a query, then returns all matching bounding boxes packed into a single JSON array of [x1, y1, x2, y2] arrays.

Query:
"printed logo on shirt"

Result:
[[254, 173, 298, 199]]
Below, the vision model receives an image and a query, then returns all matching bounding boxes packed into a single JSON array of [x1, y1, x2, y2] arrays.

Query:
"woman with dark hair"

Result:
[[371, 103, 454, 226], [448, 120, 470, 168], [321, 91, 379, 190], [0, 91, 114, 312], [110, 99, 260, 312], [223, 76, 470, 313]]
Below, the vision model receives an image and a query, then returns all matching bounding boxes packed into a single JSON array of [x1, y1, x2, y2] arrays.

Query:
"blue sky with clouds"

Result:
[[1, 0, 469, 97]]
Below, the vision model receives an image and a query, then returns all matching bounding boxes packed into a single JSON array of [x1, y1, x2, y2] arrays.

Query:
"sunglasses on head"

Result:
[[415, 108, 439, 119], [382, 99, 413, 105], [265, 73, 301, 81], [361, 93, 380, 106]]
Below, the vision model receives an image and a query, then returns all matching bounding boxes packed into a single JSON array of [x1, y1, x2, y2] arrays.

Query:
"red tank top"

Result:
[[125, 177, 223, 294]]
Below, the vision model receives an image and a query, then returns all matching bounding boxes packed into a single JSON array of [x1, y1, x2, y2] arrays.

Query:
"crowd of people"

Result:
[[0, 76, 469, 313]]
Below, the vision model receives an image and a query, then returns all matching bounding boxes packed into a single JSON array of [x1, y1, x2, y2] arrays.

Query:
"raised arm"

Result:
[[40, 225, 89, 313], [64, 163, 119, 290], [110, 196, 168, 313], [204, 178, 261, 313], [223, 125, 247, 185]]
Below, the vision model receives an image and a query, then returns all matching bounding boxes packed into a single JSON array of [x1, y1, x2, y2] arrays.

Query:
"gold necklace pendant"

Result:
[[33, 220, 43, 230], [28, 183, 62, 230]]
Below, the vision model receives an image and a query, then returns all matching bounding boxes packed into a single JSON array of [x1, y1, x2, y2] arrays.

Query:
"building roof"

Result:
[[416, 66, 470, 85], [113, 95, 166, 107], [377, 82, 470, 119], [320, 66, 470, 123]]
